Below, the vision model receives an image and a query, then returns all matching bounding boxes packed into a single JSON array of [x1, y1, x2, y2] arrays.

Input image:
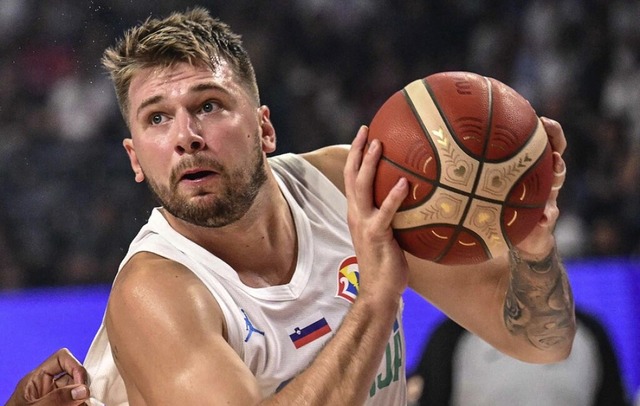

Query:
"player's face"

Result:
[[124, 61, 275, 227]]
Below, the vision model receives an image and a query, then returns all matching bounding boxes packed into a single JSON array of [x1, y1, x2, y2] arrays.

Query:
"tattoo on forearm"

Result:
[[504, 247, 575, 350]]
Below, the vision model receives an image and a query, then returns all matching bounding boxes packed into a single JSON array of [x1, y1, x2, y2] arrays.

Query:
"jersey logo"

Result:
[[241, 309, 265, 342], [336, 256, 360, 304], [287, 312, 332, 349]]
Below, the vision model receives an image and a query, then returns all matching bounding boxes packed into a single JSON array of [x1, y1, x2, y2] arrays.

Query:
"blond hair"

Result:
[[102, 7, 259, 124]]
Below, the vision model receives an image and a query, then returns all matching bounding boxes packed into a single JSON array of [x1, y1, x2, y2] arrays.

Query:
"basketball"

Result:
[[368, 71, 553, 265]]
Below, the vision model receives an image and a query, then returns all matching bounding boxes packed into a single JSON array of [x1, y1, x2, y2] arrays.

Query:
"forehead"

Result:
[[128, 61, 242, 114]]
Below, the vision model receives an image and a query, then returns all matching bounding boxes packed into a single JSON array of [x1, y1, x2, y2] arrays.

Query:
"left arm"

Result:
[[408, 117, 575, 363], [406, 241, 574, 364], [303, 118, 575, 364]]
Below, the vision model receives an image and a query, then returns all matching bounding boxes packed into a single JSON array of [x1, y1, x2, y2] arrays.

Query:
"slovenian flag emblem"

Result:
[[288, 314, 332, 349]]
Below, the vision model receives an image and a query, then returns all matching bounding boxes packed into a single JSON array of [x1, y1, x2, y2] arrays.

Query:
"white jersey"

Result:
[[84, 153, 407, 405]]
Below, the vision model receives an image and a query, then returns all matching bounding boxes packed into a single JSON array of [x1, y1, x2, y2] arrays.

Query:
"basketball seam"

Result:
[[423, 75, 494, 262]]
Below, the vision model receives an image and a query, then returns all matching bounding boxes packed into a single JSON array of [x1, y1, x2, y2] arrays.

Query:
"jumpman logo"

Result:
[[241, 309, 265, 342]]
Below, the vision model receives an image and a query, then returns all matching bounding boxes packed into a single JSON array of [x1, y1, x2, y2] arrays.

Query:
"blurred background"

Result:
[[0, 0, 639, 402]]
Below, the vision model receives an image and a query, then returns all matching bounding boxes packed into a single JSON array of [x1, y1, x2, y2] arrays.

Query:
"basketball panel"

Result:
[[374, 159, 437, 210], [369, 90, 439, 181], [505, 143, 554, 207], [486, 78, 539, 161], [424, 71, 491, 158], [394, 225, 456, 262], [440, 229, 494, 264], [502, 206, 547, 246]]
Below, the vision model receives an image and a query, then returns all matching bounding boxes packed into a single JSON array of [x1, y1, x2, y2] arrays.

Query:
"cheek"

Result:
[[134, 142, 174, 179], [141, 155, 169, 179]]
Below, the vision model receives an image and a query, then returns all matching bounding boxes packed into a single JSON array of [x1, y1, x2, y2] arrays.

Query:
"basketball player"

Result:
[[75, 7, 572, 405]]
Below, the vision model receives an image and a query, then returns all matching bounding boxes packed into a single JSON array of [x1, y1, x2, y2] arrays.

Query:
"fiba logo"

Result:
[[336, 256, 359, 304]]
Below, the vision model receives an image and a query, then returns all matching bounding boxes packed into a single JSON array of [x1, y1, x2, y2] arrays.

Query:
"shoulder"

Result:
[[107, 252, 226, 339], [267, 145, 349, 194], [112, 252, 197, 301], [300, 145, 350, 194]]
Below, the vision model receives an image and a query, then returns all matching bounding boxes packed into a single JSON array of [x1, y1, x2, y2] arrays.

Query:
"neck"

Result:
[[164, 175, 297, 287]]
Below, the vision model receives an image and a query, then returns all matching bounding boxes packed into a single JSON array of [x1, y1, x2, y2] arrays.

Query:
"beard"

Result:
[[145, 137, 268, 228]]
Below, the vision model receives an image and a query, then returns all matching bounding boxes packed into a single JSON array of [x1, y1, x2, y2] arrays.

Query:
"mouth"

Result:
[[179, 169, 218, 182], [182, 170, 215, 180]]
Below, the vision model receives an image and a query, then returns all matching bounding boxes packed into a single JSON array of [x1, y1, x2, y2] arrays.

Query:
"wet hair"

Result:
[[102, 7, 259, 124]]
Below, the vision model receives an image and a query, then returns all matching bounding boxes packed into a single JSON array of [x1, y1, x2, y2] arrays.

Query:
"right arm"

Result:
[[277, 129, 409, 404]]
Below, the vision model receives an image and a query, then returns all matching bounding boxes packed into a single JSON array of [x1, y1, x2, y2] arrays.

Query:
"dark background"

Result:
[[1, 0, 640, 289]]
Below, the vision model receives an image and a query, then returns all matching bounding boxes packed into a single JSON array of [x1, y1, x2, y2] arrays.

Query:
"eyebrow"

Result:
[[135, 83, 231, 119], [136, 95, 163, 119]]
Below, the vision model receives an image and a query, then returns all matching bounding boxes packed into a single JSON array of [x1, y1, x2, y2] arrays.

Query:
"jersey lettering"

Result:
[[369, 319, 403, 397]]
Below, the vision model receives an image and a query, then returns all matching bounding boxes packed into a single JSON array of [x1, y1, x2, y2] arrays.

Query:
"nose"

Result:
[[175, 111, 205, 154]]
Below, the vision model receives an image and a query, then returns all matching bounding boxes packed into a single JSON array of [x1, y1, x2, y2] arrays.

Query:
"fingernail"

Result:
[[72, 386, 88, 400]]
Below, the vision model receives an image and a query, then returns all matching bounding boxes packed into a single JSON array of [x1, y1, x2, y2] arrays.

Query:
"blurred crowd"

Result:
[[1, 0, 640, 289]]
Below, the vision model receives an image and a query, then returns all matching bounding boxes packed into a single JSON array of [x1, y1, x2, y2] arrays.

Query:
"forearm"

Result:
[[263, 296, 399, 405], [504, 246, 576, 360]]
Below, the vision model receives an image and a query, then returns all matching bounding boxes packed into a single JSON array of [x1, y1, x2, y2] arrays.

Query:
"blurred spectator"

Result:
[[408, 309, 631, 406], [1, 0, 640, 289]]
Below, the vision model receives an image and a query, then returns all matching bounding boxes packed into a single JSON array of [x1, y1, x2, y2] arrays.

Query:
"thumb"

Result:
[[33, 384, 90, 406]]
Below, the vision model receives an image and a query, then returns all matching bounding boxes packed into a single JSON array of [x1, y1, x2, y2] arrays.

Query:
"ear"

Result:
[[123, 138, 145, 183], [258, 106, 276, 154]]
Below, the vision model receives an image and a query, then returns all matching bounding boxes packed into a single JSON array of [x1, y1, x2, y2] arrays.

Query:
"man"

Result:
[[80, 7, 574, 405]]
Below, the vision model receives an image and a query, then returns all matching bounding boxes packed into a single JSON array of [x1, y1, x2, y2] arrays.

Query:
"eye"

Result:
[[201, 101, 219, 114], [150, 113, 166, 125]]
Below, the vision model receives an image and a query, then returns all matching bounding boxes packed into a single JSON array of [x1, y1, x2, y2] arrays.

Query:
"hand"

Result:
[[6, 348, 90, 406], [343, 125, 410, 302], [515, 117, 567, 259]]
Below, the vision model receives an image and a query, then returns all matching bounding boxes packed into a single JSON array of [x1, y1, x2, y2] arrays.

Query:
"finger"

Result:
[[38, 348, 80, 375], [36, 384, 90, 406], [344, 125, 369, 200], [540, 117, 567, 155], [38, 349, 87, 385], [543, 200, 560, 229], [377, 177, 409, 229], [355, 138, 382, 204], [54, 373, 74, 388], [549, 152, 566, 201], [53, 370, 86, 389], [24, 372, 55, 401], [72, 368, 86, 385]]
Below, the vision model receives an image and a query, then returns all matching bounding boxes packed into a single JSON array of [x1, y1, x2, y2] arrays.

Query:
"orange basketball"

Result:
[[368, 71, 553, 265]]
